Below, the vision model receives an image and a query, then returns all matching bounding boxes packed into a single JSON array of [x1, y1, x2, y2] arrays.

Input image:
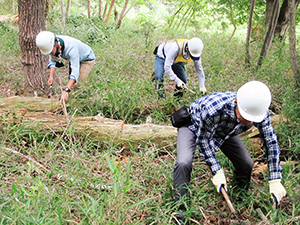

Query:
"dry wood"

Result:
[[255, 208, 271, 224], [0, 97, 177, 149], [221, 187, 237, 215], [0, 96, 285, 150], [183, 85, 196, 94], [2, 147, 51, 173], [2, 147, 113, 191]]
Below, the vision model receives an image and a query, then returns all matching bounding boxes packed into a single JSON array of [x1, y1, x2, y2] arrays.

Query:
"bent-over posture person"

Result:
[[173, 81, 286, 224], [36, 31, 95, 103], [154, 37, 206, 99]]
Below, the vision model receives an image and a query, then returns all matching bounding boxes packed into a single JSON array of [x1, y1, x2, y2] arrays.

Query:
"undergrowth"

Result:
[[0, 11, 300, 224]]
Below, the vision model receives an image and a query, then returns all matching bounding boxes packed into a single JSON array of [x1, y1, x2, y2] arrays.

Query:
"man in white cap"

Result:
[[36, 31, 95, 103], [173, 81, 286, 224], [153, 37, 206, 99]]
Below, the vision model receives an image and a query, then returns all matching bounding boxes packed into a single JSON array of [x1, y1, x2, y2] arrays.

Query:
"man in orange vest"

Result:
[[154, 38, 206, 99]]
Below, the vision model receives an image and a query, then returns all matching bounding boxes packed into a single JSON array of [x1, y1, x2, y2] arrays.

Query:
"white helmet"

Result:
[[188, 37, 203, 58], [36, 31, 55, 55], [237, 81, 272, 123]]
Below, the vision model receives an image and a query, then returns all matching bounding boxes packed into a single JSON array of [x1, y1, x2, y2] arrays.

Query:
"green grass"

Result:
[[0, 13, 300, 224]]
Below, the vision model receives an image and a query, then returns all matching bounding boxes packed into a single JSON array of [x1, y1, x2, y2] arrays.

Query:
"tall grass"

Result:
[[0, 13, 300, 224]]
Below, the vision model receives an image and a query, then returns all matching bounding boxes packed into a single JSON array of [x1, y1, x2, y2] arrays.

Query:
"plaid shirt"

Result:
[[189, 91, 282, 180]]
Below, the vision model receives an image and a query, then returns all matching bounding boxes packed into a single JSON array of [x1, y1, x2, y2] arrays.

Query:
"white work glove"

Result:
[[212, 169, 227, 193], [199, 87, 207, 94], [269, 179, 286, 206], [177, 80, 185, 88]]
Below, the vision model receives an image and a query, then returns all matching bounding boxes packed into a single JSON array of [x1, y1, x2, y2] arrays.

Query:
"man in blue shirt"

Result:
[[173, 81, 286, 223], [36, 31, 95, 103]]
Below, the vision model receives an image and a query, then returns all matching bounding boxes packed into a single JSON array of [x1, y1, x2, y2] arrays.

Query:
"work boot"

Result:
[[173, 85, 184, 99], [174, 210, 190, 225], [156, 82, 165, 99]]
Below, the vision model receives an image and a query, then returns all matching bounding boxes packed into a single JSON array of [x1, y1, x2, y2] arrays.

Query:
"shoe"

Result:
[[174, 210, 190, 225]]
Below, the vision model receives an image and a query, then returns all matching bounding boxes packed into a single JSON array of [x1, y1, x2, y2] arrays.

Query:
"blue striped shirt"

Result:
[[188, 91, 282, 180]]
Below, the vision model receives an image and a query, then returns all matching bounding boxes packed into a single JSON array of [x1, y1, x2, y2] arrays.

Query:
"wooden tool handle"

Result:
[[221, 187, 237, 214], [183, 85, 196, 94]]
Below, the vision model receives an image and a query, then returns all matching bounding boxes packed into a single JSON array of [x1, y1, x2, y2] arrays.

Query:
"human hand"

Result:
[[269, 179, 286, 206], [60, 91, 69, 104], [48, 77, 54, 86], [200, 87, 207, 94], [212, 169, 227, 193], [177, 80, 185, 88]]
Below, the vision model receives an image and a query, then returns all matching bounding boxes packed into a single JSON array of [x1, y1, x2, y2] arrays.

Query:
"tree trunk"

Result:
[[18, 0, 48, 97], [102, 0, 109, 20], [66, 0, 71, 16], [60, 0, 65, 27], [227, 0, 236, 42], [87, 0, 91, 18], [45, 0, 49, 18], [116, 0, 135, 28], [104, 0, 116, 23], [117, 0, 129, 28], [0, 97, 178, 150], [288, 0, 300, 89], [265, 0, 276, 27], [257, 0, 280, 67], [245, 0, 255, 65], [12, 0, 15, 14], [0, 97, 284, 151], [274, 0, 300, 40], [99, 0, 102, 16]]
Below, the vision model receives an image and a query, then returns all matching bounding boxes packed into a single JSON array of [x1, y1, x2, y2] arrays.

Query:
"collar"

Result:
[[182, 41, 190, 59], [224, 100, 239, 122], [55, 37, 65, 55]]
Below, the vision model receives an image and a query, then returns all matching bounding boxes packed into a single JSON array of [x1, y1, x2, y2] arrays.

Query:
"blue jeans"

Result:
[[154, 56, 187, 98], [154, 56, 187, 84]]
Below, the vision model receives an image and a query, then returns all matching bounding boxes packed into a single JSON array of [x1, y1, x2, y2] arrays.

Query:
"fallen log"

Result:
[[0, 96, 285, 150], [0, 96, 177, 149]]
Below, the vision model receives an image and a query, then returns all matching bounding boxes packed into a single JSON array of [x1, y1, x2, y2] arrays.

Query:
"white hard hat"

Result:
[[36, 31, 55, 55], [237, 81, 272, 123], [188, 37, 203, 58]]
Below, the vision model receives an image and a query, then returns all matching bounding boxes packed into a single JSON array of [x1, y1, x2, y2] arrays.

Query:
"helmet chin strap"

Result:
[[54, 38, 62, 57]]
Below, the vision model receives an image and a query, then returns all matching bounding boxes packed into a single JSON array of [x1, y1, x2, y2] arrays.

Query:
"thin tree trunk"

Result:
[[257, 0, 280, 67], [99, 0, 102, 16], [182, 7, 195, 30], [60, 0, 65, 28], [87, 0, 91, 18], [168, 4, 184, 28], [227, 0, 236, 42], [245, 0, 256, 65], [265, 0, 276, 27], [177, 6, 192, 29], [116, 0, 135, 28], [18, 0, 48, 96], [117, 0, 129, 28], [288, 0, 300, 89], [66, 0, 71, 16], [45, 0, 49, 18], [102, 0, 109, 20], [12, 0, 15, 14], [104, 0, 116, 23]]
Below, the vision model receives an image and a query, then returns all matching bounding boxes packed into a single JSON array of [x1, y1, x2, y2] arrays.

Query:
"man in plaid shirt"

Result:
[[173, 81, 286, 223]]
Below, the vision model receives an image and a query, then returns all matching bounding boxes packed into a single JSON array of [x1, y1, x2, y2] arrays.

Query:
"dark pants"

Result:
[[173, 126, 253, 204], [154, 56, 187, 98]]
